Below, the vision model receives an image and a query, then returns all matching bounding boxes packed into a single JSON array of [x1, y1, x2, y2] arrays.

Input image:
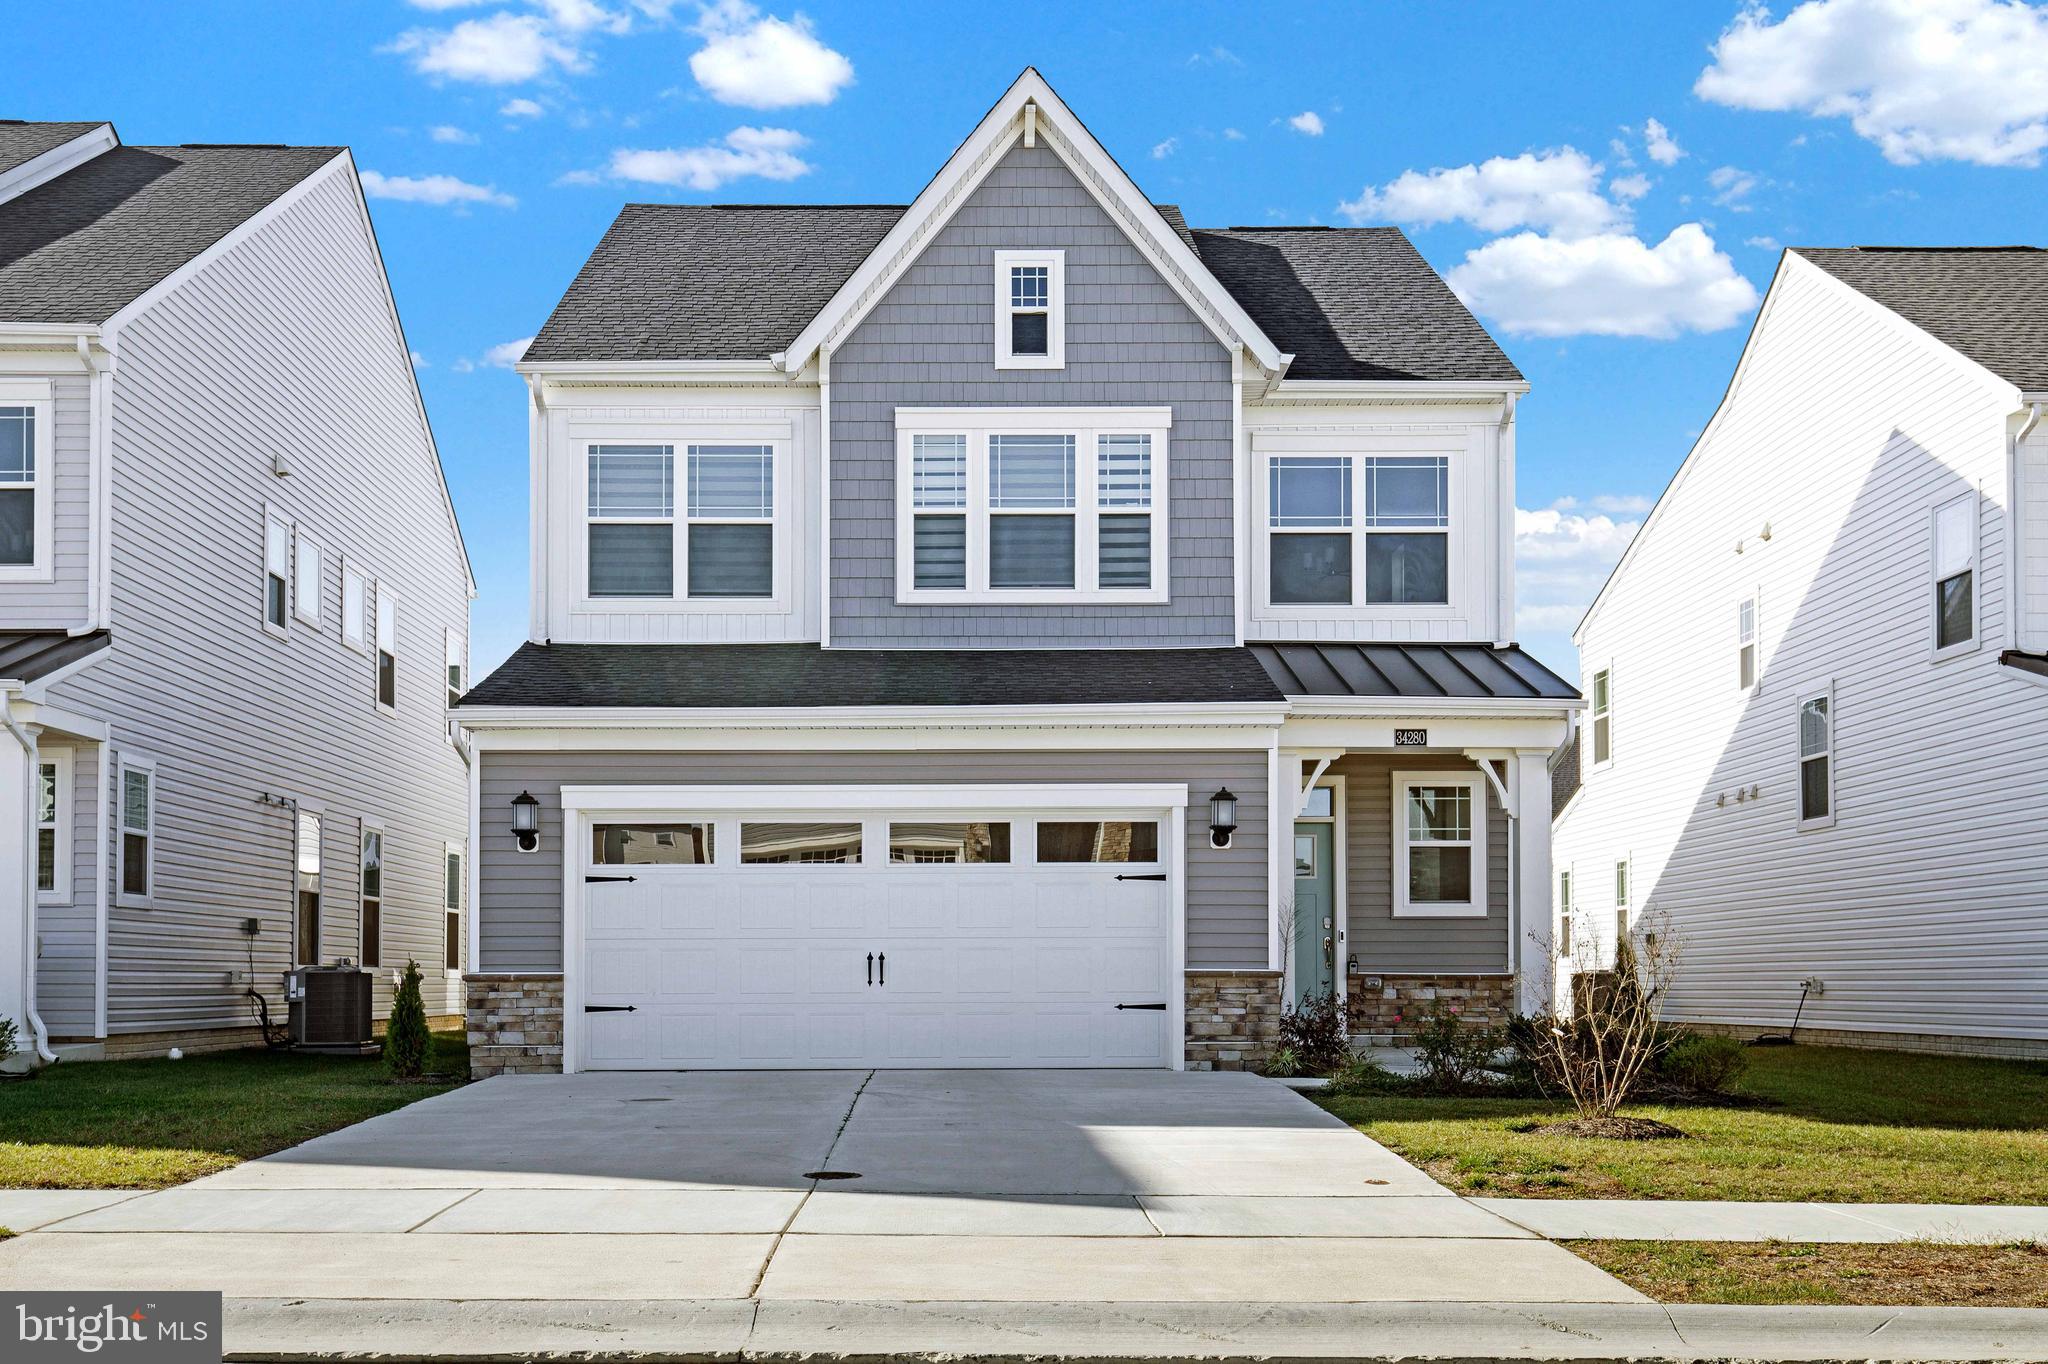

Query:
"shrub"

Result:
[[1263, 1044, 1305, 1078], [0, 1016, 18, 1058], [1659, 1032, 1749, 1093], [1326, 1052, 1404, 1097], [1410, 997, 1505, 1094], [383, 961, 430, 1079], [1528, 920, 1682, 1119], [1276, 992, 1351, 1074]]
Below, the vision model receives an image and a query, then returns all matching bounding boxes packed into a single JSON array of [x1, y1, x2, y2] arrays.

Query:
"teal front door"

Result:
[[1292, 822, 1335, 1003]]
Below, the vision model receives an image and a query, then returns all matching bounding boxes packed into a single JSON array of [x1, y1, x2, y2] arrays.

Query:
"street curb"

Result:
[[221, 1296, 2048, 1362]]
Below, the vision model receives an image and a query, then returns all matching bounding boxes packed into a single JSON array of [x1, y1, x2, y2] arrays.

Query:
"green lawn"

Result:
[[1576, 1240, 2048, 1307], [1316, 1045, 2048, 1203], [0, 1031, 468, 1189]]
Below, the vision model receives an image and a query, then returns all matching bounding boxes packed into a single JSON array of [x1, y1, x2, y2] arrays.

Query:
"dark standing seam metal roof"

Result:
[[0, 629, 110, 684], [1246, 642, 1578, 702], [523, 206, 1520, 383], [0, 143, 340, 324], [458, 643, 1287, 709], [1191, 228, 1522, 384], [0, 121, 107, 178], [1794, 247, 2048, 392]]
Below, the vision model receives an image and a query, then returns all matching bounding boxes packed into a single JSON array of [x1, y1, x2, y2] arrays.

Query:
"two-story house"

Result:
[[456, 71, 1577, 1076], [0, 119, 473, 1062], [1553, 245, 2048, 1059]]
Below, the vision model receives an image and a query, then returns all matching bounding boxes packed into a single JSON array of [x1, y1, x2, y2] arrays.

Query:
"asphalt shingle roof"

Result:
[[1794, 246, 2048, 392], [459, 642, 1286, 708], [524, 206, 1519, 383], [1192, 227, 1522, 383], [0, 121, 107, 178], [0, 142, 340, 324]]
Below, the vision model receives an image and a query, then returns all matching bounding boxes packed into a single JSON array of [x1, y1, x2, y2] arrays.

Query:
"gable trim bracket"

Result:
[[776, 68, 1288, 381]]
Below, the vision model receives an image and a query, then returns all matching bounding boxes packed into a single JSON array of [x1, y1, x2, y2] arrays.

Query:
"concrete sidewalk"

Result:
[[220, 1297, 2048, 1362], [1474, 1198, 2048, 1244]]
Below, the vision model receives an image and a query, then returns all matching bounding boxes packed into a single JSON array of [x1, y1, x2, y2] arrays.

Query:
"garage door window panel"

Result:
[[593, 822, 714, 866], [1036, 820, 1161, 864], [741, 822, 864, 864], [889, 822, 1011, 864]]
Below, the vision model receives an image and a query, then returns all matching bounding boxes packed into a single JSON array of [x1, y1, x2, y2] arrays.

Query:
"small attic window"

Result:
[[994, 249, 1064, 369]]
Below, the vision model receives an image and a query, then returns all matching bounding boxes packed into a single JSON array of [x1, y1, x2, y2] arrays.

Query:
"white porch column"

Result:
[[1511, 748, 1556, 1016], [0, 718, 29, 1058]]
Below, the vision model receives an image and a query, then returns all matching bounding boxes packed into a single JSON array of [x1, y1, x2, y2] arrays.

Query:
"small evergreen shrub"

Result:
[[383, 961, 430, 1079], [0, 1016, 18, 1057], [1276, 992, 1352, 1074], [1658, 1032, 1749, 1093], [1411, 997, 1505, 1094]]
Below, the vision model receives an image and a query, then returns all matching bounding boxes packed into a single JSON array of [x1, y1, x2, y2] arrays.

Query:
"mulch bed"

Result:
[[1534, 1116, 1686, 1140]]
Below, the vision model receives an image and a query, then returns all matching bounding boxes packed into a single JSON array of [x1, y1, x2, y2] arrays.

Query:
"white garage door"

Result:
[[568, 786, 1184, 1071]]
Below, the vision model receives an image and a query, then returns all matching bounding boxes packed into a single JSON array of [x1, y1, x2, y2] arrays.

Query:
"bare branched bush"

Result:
[[1528, 911, 1682, 1119]]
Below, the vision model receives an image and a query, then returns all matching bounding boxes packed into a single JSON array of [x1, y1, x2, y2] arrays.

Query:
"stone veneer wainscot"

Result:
[[1184, 970, 1283, 1071], [1344, 974, 1515, 1045], [466, 974, 564, 1077]]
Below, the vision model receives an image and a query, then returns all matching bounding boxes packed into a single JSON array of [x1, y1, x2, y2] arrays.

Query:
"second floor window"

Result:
[[297, 810, 322, 966], [0, 401, 45, 576], [1266, 455, 1450, 607], [264, 512, 291, 632], [1737, 596, 1758, 691], [993, 250, 1064, 368], [376, 588, 397, 711], [586, 443, 775, 601], [1798, 688, 1833, 828], [1588, 667, 1613, 767], [1932, 493, 1977, 654]]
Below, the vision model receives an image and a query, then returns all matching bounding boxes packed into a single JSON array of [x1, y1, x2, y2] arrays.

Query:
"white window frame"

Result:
[[1930, 491, 1980, 661], [1556, 865, 1574, 957], [1737, 593, 1760, 693], [1587, 664, 1614, 770], [443, 839, 466, 977], [341, 559, 370, 653], [374, 584, 397, 715], [893, 407, 1171, 605], [1797, 682, 1835, 831], [0, 381, 55, 584], [444, 628, 466, 711], [1390, 770, 1487, 919], [115, 753, 156, 910], [296, 804, 324, 968], [262, 506, 291, 638], [1250, 431, 1464, 620], [36, 748, 72, 904], [577, 436, 792, 611], [292, 527, 322, 627], [360, 818, 385, 968], [992, 249, 1065, 370]]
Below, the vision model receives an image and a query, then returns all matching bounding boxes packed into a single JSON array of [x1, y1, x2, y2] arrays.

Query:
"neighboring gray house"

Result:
[[457, 71, 1576, 1076], [0, 120, 473, 1061]]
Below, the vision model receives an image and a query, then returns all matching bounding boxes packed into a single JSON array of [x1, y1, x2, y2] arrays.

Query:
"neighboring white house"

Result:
[[0, 121, 474, 1060], [1554, 245, 2048, 1059], [454, 70, 1578, 1079]]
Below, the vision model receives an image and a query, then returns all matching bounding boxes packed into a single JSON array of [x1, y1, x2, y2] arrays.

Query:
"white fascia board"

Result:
[[0, 124, 117, 207], [1283, 694, 1582, 717], [518, 358, 806, 386], [897, 405, 1172, 430], [458, 700, 1291, 731], [779, 68, 1284, 377], [1266, 379, 1531, 403], [561, 781, 1190, 814]]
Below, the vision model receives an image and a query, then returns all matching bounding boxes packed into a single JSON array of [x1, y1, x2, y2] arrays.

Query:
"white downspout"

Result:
[[818, 345, 833, 649], [1495, 394, 1518, 648], [2, 688, 57, 1063], [2009, 402, 2044, 653]]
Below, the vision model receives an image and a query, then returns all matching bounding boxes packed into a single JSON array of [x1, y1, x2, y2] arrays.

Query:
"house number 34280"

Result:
[[1394, 728, 1428, 747]]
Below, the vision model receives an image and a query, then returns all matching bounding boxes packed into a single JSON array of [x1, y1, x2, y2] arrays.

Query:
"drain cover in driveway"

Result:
[[805, 1170, 861, 1180]]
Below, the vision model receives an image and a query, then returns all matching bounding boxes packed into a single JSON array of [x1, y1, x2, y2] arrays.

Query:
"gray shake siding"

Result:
[[477, 747, 1270, 974], [829, 143, 1235, 647], [38, 165, 471, 1034], [1331, 754, 1511, 975]]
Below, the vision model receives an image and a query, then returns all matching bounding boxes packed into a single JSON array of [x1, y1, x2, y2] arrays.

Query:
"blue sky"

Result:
[[19, 0, 2048, 676]]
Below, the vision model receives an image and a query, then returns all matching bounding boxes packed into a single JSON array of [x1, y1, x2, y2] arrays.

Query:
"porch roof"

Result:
[[1247, 641, 1578, 702], [0, 629, 109, 685]]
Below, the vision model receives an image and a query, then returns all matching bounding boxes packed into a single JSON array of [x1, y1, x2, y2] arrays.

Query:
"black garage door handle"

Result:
[[1116, 1002, 1167, 1011], [1115, 873, 1167, 882], [584, 1004, 638, 1013]]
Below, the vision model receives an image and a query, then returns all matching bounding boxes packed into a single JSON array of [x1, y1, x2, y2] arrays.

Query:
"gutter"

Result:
[[0, 685, 56, 1064], [2010, 401, 2045, 654]]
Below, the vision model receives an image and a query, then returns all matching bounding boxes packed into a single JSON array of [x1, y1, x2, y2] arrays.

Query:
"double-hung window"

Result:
[[293, 530, 321, 626], [360, 823, 383, 968], [1588, 667, 1613, 768], [1265, 454, 1450, 606], [993, 250, 1064, 368], [375, 587, 397, 711], [263, 511, 291, 633], [444, 843, 464, 971], [118, 757, 154, 905], [1557, 868, 1574, 957], [1614, 857, 1631, 947], [1392, 772, 1486, 917], [0, 388, 53, 581], [1931, 493, 1978, 655], [35, 753, 67, 900], [297, 810, 322, 966], [1798, 687, 1834, 828], [445, 629, 465, 709], [1737, 596, 1758, 691], [896, 409, 1168, 602], [341, 560, 370, 652], [586, 443, 776, 600]]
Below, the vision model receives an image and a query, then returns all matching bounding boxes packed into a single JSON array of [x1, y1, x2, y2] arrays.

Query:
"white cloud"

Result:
[[1695, 0, 2048, 167], [1745, 234, 1784, 251], [1447, 224, 1761, 339], [688, 1, 853, 109], [388, 12, 584, 84], [531, 0, 632, 33], [409, 349, 430, 369], [429, 124, 479, 144], [1515, 501, 1645, 637], [1187, 46, 1243, 67], [603, 125, 811, 189], [406, 0, 489, 8], [359, 170, 517, 208], [1708, 164, 1762, 209], [1223, 127, 1246, 141], [1287, 111, 1326, 136], [1151, 137, 1179, 160], [1339, 148, 1625, 238], [1610, 172, 1652, 201], [500, 97, 545, 117], [1643, 116, 1684, 165], [453, 336, 534, 373]]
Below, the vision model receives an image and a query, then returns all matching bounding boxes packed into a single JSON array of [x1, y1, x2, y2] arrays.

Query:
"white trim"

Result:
[[295, 805, 325, 968], [1796, 681, 1836, 831], [992, 249, 1065, 370], [91, 737, 108, 1036], [359, 816, 386, 969], [0, 124, 116, 206], [1929, 488, 1982, 662], [0, 384, 56, 584], [818, 345, 832, 648], [444, 626, 466, 712], [465, 745, 481, 976], [442, 838, 466, 979], [462, 700, 1291, 732], [779, 69, 1283, 376], [34, 747, 72, 905], [340, 558, 370, 654], [261, 504, 291, 638], [896, 406, 1174, 431], [1586, 663, 1614, 771], [374, 583, 398, 715], [292, 526, 323, 628], [1737, 591, 1761, 695], [1390, 768, 1487, 918], [1267, 379, 1532, 401], [114, 750, 156, 910]]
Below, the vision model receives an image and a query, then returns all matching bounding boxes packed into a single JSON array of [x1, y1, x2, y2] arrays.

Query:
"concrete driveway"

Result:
[[0, 1070, 1638, 1306]]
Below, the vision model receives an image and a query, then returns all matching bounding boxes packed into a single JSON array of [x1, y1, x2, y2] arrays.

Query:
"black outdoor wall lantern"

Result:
[[511, 790, 541, 853], [1208, 787, 1238, 849]]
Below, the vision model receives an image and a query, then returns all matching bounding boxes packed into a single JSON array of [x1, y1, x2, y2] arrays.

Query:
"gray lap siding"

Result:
[[828, 142, 1235, 647], [476, 747, 1270, 974]]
